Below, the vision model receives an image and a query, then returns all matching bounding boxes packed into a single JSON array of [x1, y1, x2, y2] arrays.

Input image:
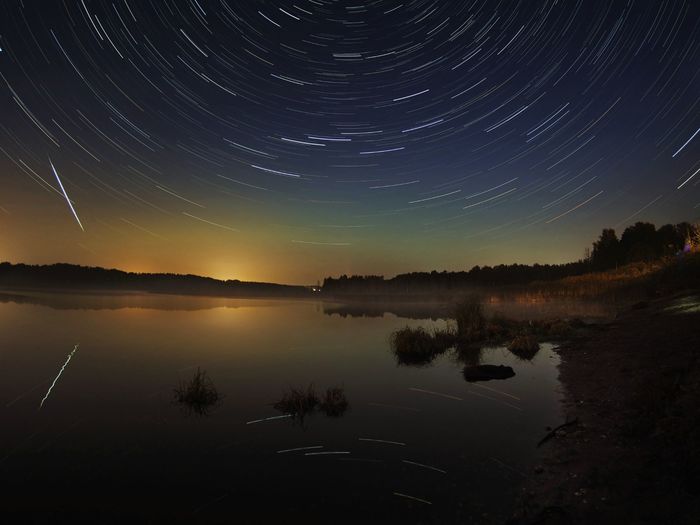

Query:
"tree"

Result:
[[620, 222, 657, 263], [591, 228, 620, 269], [655, 224, 680, 257]]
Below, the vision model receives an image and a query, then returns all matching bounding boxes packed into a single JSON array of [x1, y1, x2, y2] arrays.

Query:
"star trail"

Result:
[[0, 0, 698, 283]]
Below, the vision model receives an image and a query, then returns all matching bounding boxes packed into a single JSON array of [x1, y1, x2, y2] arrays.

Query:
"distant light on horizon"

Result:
[[0, 2, 697, 282]]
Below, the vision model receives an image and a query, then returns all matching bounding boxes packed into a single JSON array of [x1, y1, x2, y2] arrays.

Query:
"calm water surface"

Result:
[[0, 292, 572, 524]]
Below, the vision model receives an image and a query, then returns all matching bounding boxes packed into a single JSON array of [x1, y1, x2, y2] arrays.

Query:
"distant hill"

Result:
[[0, 262, 312, 298]]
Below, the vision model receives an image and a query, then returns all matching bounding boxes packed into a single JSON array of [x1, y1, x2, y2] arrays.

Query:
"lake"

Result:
[[0, 292, 579, 524]]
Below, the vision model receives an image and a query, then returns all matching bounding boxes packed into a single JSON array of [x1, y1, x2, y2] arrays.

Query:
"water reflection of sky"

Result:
[[1, 294, 564, 523]]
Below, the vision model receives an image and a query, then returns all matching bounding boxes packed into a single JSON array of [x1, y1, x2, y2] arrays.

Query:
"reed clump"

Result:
[[174, 368, 221, 415], [319, 386, 349, 417], [508, 334, 541, 361], [273, 384, 350, 423], [390, 325, 455, 366], [273, 383, 319, 418]]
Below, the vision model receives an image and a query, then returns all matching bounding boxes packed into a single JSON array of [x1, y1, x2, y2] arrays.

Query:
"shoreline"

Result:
[[509, 291, 700, 524]]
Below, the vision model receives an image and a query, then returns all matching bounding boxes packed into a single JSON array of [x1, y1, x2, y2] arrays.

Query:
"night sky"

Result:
[[1, 1, 698, 284]]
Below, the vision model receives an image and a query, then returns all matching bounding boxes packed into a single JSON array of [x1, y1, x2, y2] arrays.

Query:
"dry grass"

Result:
[[504, 258, 684, 303]]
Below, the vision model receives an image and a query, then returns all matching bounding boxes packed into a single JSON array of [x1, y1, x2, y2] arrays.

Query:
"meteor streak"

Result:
[[49, 160, 84, 231], [39, 344, 79, 409]]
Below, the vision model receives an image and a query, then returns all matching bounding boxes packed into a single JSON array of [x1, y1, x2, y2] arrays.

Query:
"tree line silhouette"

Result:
[[322, 221, 698, 296], [0, 262, 311, 298], [590, 222, 695, 270], [1, 221, 696, 298]]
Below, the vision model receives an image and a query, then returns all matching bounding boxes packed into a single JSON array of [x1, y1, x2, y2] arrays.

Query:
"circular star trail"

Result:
[[0, 0, 698, 282]]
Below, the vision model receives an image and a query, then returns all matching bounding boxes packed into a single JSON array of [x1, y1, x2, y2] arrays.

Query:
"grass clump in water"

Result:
[[273, 383, 319, 420], [319, 386, 349, 417], [390, 325, 455, 366], [508, 334, 540, 361], [174, 368, 221, 416]]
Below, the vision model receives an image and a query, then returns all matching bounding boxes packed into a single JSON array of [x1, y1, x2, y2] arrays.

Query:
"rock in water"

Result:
[[462, 364, 515, 382]]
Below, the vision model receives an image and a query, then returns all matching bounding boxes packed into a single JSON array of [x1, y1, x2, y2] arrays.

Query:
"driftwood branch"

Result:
[[537, 418, 579, 448]]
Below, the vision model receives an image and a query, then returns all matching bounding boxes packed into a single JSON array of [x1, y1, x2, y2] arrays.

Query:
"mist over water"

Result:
[[1, 293, 572, 523]]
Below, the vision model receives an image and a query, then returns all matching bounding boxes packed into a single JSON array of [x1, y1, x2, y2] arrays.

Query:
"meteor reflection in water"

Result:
[[39, 344, 79, 409]]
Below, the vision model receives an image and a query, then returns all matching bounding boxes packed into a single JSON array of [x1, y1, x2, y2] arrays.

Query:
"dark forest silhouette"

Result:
[[322, 222, 697, 296], [590, 222, 695, 270], [0, 262, 311, 298], [1, 221, 696, 299]]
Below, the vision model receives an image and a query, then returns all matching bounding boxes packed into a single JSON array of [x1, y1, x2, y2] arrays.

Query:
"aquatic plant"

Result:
[[508, 334, 540, 361], [273, 383, 319, 419], [174, 368, 221, 415], [319, 386, 349, 417], [390, 326, 453, 366], [432, 324, 458, 348]]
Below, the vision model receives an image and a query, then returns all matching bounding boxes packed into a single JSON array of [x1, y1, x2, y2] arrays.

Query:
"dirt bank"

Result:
[[510, 292, 700, 525]]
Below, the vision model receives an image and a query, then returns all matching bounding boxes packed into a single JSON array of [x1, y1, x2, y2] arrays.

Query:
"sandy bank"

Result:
[[510, 292, 700, 525]]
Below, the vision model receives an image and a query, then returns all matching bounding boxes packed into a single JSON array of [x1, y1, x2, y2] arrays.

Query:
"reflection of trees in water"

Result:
[[323, 302, 448, 320], [326, 299, 620, 327], [0, 291, 293, 312], [454, 344, 483, 367]]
